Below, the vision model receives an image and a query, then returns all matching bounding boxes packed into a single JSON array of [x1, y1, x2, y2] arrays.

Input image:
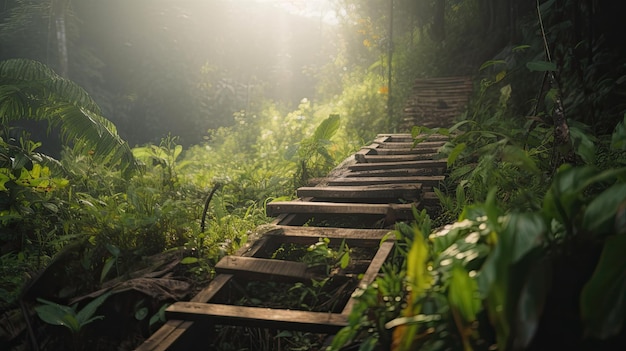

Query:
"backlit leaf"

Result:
[[340, 251, 350, 269], [312, 114, 340, 141], [448, 265, 480, 322], [583, 183, 626, 234], [181, 256, 199, 264]]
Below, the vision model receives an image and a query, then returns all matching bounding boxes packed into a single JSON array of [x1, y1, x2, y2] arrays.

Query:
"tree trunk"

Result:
[[431, 0, 445, 41], [52, 0, 69, 77]]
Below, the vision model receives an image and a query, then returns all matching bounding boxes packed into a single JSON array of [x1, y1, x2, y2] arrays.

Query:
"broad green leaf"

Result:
[[35, 299, 80, 333], [42, 202, 59, 213], [495, 70, 507, 83], [448, 120, 471, 133], [406, 226, 432, 299], [75, 291, 111, 327], [526, 61, 557, 72], [312, 114, 340, 141], [411, 125, 424, 139], [448, 265, 480, 322], [430, 219, 474, 255], [583, 183, 626, 234], [478, 213, 546, 350], [0, 173, 10, 191], [181, 256, 199, 264], [105, 243, 120, 257], [358, 336, 378, 351], [447, 142, 466, 167], [11, 152, 29, 171], [435, 127, 450, 136], [100, 256, 116, 283], [580, 234, 626, 339], [340, 251, 350, 269], [149, 313, 160, 327], [30, 163, 41, 178], [502, 145, 540, 173], [611, 114, 626, 150], [544, 165, 626, 222], [172, 144, 183, 162], [543, 165, 595, 221], [504, 213, 546, 263], [330, 325, 358, 350], [484, 187, 501, 234], [512, 254, 551, 349], [569, 122, 596, 164]]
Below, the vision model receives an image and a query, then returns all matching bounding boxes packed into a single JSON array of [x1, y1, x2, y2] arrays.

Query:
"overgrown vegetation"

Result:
[[1, 0, 625, 350]]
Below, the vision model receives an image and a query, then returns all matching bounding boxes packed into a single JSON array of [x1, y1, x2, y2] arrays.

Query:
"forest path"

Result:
[[136, 77, 472, 351]]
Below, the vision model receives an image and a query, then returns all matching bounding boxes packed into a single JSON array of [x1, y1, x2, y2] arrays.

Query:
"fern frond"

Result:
[[0, 59, 138, 176]]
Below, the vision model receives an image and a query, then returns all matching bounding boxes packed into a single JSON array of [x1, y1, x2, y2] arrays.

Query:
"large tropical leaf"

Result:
[[0, 58, 137, 175]]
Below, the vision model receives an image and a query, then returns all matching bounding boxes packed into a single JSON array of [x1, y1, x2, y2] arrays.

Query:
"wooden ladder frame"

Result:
[[136, 133, 447, 350]]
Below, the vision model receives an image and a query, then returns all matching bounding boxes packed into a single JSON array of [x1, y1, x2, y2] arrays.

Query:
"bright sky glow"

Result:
[[250, 0, 338, 24]]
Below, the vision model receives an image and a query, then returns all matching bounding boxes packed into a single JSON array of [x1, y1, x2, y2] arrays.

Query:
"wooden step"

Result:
[[215, 256, 312, 281], [166, 303, 349, 333], [348, 159, 447, 171], [373, 141, 446, 149], [134, 320, 194, 351], [376, 133, 450, 142], [357, 154, 442, 163], [266, 201, 417, 217], [266, 226, 392, 246], [365, 147, 441, 155], [327, 176, 444, 187], [346, 168, 444, 177], [342, 240, 394, 313], [296, 184, 421, 200]]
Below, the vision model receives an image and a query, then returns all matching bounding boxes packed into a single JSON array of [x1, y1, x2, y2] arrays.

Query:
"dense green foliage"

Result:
[[1, 0, 625, 350]]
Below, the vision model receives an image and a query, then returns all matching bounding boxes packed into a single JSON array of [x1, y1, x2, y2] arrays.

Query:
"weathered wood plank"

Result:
[[191, 274, 234, 303], [165, 303, 349, 333], [346, 168, 443, 177], [354, 148, 371, 163], [296, 184, 421, 200], [373, 136, 391, 144], [327, 176, 444, 187], [266, 201, 417, 217], [374, 141, 446, 149], [375, 133, 450, 142], [215, 256, 311, 281], [269, 226, 392, 245], [421, 191, 440, 207], [342, 240, 395, 314], [348, 159, 447, 171], [368, 148, 440, 155], [134, 320, 194, 351], [359, 154, 442, 163]]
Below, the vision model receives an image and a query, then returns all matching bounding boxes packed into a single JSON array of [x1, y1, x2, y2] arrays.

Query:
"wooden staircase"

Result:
[[135, 133, 449, 350], [401, 76, 473, 130]]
